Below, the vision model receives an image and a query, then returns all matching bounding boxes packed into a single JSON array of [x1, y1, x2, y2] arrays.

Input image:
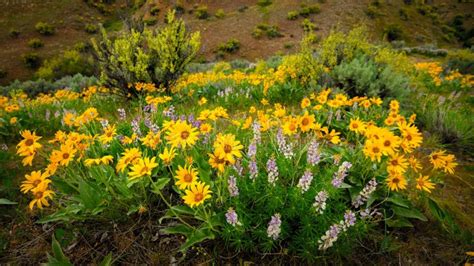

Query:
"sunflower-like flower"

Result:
[[213, 134, 243, 165], [386, 174, 407, 191], [416, 175, 435, 193], [298, 111, 316, 132], [29, 181, 55, 210], [387, 154, 408, 174], [182, 181, 212, 208], [20, 170, 51, 194], [348, 117, 365, 134], [159, 146, 176, 165], [175, 165, 199, 190], [363, 139, 384, 162], [129, 157, 158, 181], [99, 125, 117, 144], [166, 120, 199, 149], [116, 148, 142, 173], [50, 143, 77, 166]]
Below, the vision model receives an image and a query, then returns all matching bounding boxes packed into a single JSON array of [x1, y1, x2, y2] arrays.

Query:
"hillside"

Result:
[[0, 0, 473, 85]]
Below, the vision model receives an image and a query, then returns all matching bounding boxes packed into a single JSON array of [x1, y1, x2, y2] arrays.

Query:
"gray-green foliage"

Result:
[[92, 10, 200, 95], [0, 74, 98, 97], [332, 55, 409, 99]]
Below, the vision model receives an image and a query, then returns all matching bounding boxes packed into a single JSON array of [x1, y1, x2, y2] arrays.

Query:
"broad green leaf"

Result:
[[387, 194, 411, 208], [179, 227, 215, 252], [46, 234, 72, 266], [78, 181, 102, 210], [151, 177, 170, 193], [159, 205, 195, 223], [0, 198, 17, 205], [392, 206, 427, 221], [386, 217, 413, 228], [427, 198, 445, 221], [98, 253, 113, 266], [160, 224, 193, 236]]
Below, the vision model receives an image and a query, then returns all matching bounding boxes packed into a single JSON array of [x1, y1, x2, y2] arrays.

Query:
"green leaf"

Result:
[[339, 182, 352, 188], [179, 227, 215, 252], [78, 181, 102, 210], [46, 234, 72, 266], [392, 206, 427, 221], [386, 217, 413, 228], [387, 194, 411, 208], [0, 198, 17, 205], [151, 177, 170, 193], [98, 253, 113, 266], [160, 224, 193, 236], [427, 198, 445, 221], [159, 205, 195, 223]]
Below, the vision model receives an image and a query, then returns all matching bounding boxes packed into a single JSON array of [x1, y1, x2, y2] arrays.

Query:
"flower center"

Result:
[[224, 144, 232, 153], [289, 123, 296, 131], [25, 139, 34, 146], [181, 130, 190, 140], [62, 153, 70, 160], [392, 177, 400, 184], [35, 191, 43, 199], [302, 118, 309, 126], [391, 159, 399, 166], [33, 180, 41, 186], [384, 140, 391, 147], [194, 192, 203, 202], [352, 123, 358, 129], [406, 134, 412, 141], [372, 147, 380, 153], [184, 173, 193, 182]]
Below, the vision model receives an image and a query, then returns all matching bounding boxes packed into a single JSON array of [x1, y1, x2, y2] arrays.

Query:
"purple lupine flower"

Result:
[[249, 159, 258, 180], [117, 108, 126, 120], [297, 170, 313, 192], [343, 210, 356, 229], [313, 190, 328, 214], [352, 178, 377, 208], [360, 208, 382, 220], [163, 105, 176, 120], [131, 118, 142, 136], [225, 208, 240, 226], [54, 111, 61, 118], [45, 109, 51, 121], [252, 122, 261, 144], [233, 160, 243, 176], [100, 119, 109, 128], [228, 175, 239, 197], [266, 157, 279, 185], [247, 141, 257, 158], [0, 143, 8, 151], [307, 139, 321, 166], [267, 213, 282, 240], [318, 224, 341, 250], [332, 161, 352, 188], [276, 128, 294, 159]]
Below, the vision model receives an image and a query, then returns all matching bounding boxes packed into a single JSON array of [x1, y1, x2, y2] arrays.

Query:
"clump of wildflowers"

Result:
[[307, 139, 321, 166], [266, 157, 279, 185], [313, 190, 329, 214], [225, 207, 241, 226], [267, 213, 282, 240], [352, 178, 377, 208], [228, 175, 239, 197], [332, 161, 352, 188], [297, 170, 313, 192], [276, 128, 294, 159]]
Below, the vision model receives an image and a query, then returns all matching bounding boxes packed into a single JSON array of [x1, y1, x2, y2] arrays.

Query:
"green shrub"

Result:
[[257, 0, 272, 8], [9, 28, 20, 38], [253, 24, 283, 39], [445, 49, 474, 74], [22, 52, 41, 69], [384, 24, 403, 42], [28, 38, 44, 49], [92, 10, 200, 95], [0, 73, 97, 97], [299, 4, 321, 17], [415, 94, 474, 156], [143, 18, 158, 26], [217, 38, 240, 54], [74, 41, 92, 52], [150, 6, 160, 16], [301, 19, 317, 32], [331, 55, 409, 99], [35, 50, 95, 80], [287, 11, 299, 20], [195, 5, 209, 20], [85, 23, 98, 34], [215, 9, 225, 19], [35, 22, 55, 35]]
